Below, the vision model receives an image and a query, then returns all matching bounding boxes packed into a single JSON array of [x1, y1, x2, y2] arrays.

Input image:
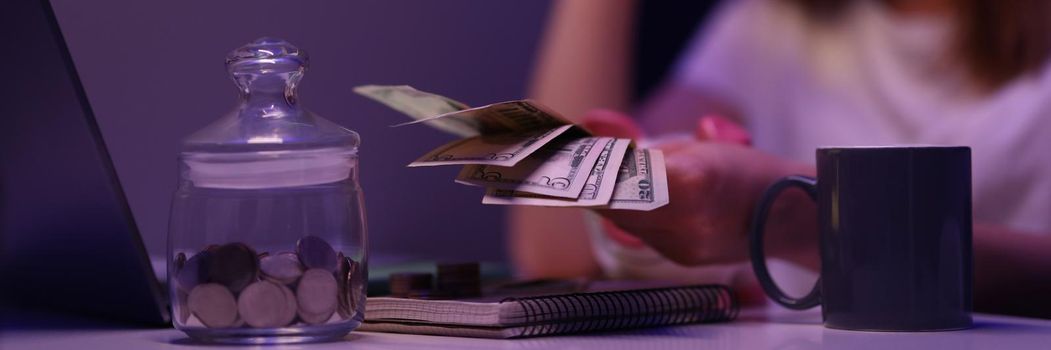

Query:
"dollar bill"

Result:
[[354, 84, 671, 210], [355, 85, 575, 138], [481, 138, 631, 206], [607, 148, 669, 211], [353, 85, 474, 137], [395, 100, 572, 134], [408, 124, 575, 167], [455, 136, 612, 199]]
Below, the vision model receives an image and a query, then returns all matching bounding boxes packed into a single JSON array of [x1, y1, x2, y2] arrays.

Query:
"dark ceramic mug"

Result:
[[749, 146, 973, 331]]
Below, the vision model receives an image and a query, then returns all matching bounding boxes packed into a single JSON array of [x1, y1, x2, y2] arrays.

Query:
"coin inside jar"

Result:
[[174, 252, 187, 271], [176, 250, 213, 292], [237, 280, 297, 328], [175, 289, 191, 324], [347, 258, 364, 311], [296, 268, 338, 324], [208, 243, 259, 293], [336, 255, 352, 318], [297, 236, 337, 273], [260, 252, 303, 285], [187, 283, 238, 328]]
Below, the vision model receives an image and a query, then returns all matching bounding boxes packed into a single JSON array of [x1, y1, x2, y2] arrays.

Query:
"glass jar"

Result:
[[167, 38, 367, 344]]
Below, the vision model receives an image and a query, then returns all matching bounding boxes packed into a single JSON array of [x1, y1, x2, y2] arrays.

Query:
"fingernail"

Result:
[[697, 115, 751, 145]]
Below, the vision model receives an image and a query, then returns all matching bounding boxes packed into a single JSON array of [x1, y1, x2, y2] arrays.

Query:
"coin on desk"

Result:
[[389, 272, 433, 298], [238, 280, 297, 328], [208, 242, 259, 293], [260, 252, 303, 285], [297, 236, 337, 273], [188, 283, 239, 328], [436, 262, 481, 297], [297, 268, 338, 324]]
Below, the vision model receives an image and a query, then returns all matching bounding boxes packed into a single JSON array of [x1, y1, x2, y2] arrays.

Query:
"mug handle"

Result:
[[748, 175, 821, 310]]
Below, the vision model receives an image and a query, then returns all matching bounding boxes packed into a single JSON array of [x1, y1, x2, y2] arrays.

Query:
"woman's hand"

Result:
[[582, 110, 817, 267]]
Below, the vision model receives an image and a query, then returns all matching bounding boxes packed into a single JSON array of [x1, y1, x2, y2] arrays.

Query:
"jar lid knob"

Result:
[[226, 38, 308, 95]]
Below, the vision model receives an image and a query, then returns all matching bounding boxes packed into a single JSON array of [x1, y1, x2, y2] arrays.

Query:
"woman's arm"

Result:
[[511, 0, 637, 279]]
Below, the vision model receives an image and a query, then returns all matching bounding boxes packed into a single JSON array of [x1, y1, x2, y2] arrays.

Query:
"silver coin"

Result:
[[280, 280, 298, 326], [337, 257, 364, 319], [237, 280, 297, 328], [296, 268, 337, 324], [296, 236, 337, 273], [348, 259, 364, 311], [208, 242, 258, 293], [187, 283, 238, 328], [336, 255, 352, 319], [174, 252, 187, 271], [176, 250, 212, 292], [260, 252, 303, 285], [175, 289, 191, 324]]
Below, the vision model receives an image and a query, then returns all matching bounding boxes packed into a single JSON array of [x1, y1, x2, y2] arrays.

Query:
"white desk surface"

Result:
[[4, 306, 1050, 350]]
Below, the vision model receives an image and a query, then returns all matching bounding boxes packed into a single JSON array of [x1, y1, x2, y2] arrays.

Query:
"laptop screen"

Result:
[[0, 0, 168, 325]]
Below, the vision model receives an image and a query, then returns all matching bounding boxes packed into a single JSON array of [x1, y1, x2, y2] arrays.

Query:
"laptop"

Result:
[[0, 0, 169, 325]]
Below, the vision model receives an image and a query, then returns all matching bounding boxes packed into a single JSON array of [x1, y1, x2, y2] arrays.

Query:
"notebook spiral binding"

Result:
[[506, 284, 738, 337]]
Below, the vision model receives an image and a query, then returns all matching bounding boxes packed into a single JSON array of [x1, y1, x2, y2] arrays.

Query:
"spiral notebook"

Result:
[[359, 283, 738, 338]]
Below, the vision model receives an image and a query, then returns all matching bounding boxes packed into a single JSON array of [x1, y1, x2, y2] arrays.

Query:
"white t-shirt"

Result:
[[591, 0, 1051, 286], [677, 0, 1051, 233]]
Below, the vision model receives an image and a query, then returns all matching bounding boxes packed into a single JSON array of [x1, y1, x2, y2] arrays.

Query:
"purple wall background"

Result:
[[51, 0, 551, 263]]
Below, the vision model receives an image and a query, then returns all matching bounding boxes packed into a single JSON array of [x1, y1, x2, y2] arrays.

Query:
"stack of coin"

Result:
[[435, 262, 481, 298], [388, 272, 433, 298], [172, 236, 364, 329]]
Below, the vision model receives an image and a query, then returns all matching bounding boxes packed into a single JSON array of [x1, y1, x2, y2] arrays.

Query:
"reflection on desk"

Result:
[[3, 306, 1050, 349]]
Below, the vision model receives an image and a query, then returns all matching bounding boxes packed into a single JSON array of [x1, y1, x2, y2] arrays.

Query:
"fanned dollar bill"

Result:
[[607, 148, 669, 211], [396, 100, 572, 134], [482, 146, 669, 211], [455, 136, 612, 198], [482, 138, 631, 206], [409, 124, 575, 167], [354, 84, 670, 210], [353, 85, 475, 136], [358, 85, 581, 167]]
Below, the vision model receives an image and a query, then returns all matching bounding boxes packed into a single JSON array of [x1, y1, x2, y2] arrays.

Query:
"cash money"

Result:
[[354, 85, 670, 210], [357, 86, 580, 167], [410, 124, 574, 167], [353, 85, 473, 136], [455, 136, 611, 198], [607, 148, 670, 211], [482, 138, 631, 207], [397, 100, 572, 133], [482, 145, 668, 210]]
